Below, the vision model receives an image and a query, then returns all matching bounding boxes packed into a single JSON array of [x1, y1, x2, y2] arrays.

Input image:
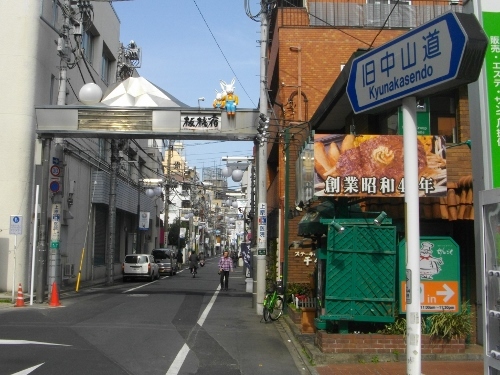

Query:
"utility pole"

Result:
[[255, 2, 270, 315], [107, 40, 141, 283], [36, 138, 51, 303], [163, 140, 173, 248], [44, 0, 73, 301], [106, 140, 119, 285]]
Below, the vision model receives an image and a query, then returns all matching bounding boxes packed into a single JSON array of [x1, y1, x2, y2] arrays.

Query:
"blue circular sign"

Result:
[[50, 181, 60, 193]]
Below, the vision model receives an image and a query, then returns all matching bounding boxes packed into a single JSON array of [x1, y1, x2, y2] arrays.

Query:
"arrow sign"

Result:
[[347, 12, 486, 114], [436, 283, 454, 303]]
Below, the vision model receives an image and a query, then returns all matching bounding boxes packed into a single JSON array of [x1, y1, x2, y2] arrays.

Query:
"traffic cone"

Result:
[[49, 281, 61, 307], [15, 283, 25, 307]]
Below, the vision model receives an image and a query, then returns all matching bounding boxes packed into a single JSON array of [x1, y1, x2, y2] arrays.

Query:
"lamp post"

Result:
[[136, 179, 142, 253], [137, 178, 163, 253], [221, 156, 254, 183]]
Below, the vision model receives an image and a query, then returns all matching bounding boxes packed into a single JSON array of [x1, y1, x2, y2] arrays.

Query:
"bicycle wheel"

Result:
[[262, 306, 271, 322], [268, 296, 284, 321]]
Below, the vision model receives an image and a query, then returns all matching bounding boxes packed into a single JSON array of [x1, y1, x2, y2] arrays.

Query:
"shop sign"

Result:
[[399, 237, 460, 313], [314, 134, 447, 198]]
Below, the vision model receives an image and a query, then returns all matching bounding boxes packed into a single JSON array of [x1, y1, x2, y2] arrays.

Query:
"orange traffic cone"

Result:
[[49, 281, 61, 307], [15, 283, 25, 307]]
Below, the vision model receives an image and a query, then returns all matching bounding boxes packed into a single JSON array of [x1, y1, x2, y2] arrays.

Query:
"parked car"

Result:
[[151, 248, 177, 276], [122, 254, 159, 282]]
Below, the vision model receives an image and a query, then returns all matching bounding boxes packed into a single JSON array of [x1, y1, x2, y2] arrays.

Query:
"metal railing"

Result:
[[275, 0, 463, 29]]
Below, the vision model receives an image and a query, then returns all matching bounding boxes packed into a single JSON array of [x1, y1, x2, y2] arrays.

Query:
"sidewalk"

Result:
[[280, 314, 484, 375]]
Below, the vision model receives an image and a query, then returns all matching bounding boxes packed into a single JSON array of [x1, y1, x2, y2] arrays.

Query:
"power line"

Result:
[[368, 0, 401, 49], [192, 0, 257, 108], [281, 0, 372, 47]]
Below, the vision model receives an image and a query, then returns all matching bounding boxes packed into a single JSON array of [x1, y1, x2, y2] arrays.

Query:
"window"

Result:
[[50, 74, 57, 105], [40, 0, 60, 28], [101, 43, 115, 85], [430, 93, 458, 144], [82, 30, 94, 64], [101, 54, 110, 85], [365, 0, 414, 28], [51, 0, 58, 27], [367, 0, 410, 4], [98, 139, 106, 161]]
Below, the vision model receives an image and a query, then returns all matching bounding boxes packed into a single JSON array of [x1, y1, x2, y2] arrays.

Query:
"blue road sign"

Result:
[[9, 215, 23, 235], [49, 180, 60, 193], [347, 12, 468, 114]]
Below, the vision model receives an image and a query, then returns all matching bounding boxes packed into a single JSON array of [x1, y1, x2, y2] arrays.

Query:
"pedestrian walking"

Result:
[[231, 250, 239, 268], [218, 250, 234, 291], [176, 251, 183, 270], [188, 251, 199, 278]]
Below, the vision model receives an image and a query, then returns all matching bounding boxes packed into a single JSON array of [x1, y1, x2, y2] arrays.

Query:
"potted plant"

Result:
[[286, 282, 312, 302]]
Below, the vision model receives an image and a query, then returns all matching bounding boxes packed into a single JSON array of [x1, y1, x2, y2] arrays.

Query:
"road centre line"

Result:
[[122, 281, 157, 293], [166, 286, 221, 375]]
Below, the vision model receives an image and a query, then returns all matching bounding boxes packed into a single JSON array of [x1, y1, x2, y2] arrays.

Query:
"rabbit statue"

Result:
[[213, 89, 225, 109], [220, 78, 239, 116]]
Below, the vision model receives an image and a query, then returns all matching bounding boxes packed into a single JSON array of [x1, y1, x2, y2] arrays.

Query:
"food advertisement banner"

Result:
[[314, 134, 447, 198]]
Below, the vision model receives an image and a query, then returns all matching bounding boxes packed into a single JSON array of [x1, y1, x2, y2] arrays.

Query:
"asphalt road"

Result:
[[0, 258, 306, 375]]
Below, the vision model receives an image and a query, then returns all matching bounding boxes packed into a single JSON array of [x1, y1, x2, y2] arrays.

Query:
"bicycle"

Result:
[[262, 282, 284, 322]]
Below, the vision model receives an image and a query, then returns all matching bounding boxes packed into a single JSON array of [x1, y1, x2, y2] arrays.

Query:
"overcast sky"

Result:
[[112, 0, 260, 185]]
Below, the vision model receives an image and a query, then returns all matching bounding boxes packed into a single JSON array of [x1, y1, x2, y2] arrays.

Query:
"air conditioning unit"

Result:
[[64, 264, 74, 276], [449, 0, 459, 4]]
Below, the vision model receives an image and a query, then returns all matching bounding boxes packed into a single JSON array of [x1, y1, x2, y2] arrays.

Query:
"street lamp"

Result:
[[221, 156, 254, 183], [137, 178, 163, 253]]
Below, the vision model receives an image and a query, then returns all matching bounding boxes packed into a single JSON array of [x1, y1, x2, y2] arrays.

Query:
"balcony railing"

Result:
[[275, 0, 463, 29]]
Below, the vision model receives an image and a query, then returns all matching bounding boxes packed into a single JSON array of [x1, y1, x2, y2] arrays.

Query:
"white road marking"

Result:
[[165, 286, 221, 375], [122, 282, 155, 293], [11, 363, 44, 374], [0, 339, 70, 346]]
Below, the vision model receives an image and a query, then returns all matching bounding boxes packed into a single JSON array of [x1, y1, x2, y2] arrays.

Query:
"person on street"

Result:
[[218, 250, 233, 291], [188, 251, 199, 278], [231, 250, 239, 268], [176, 251, 183, 270]]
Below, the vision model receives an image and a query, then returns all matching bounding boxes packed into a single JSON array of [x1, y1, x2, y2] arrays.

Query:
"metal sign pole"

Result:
[[11, 235, 17, 303], [30, 185, 39, 305], [402, 96, 422, 375]]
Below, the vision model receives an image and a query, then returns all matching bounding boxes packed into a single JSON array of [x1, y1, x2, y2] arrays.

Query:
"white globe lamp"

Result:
[[79, 83, 102, 105], [221, 166, 233, 178], [232, 201, 238, 208], [232, 168, 244, 182]]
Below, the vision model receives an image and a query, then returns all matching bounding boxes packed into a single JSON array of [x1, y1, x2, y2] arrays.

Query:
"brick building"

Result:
[[263, 1, 478, 341]]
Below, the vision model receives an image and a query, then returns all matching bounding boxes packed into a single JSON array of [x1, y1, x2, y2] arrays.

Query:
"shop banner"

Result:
[[314, 134, 447, 198]]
